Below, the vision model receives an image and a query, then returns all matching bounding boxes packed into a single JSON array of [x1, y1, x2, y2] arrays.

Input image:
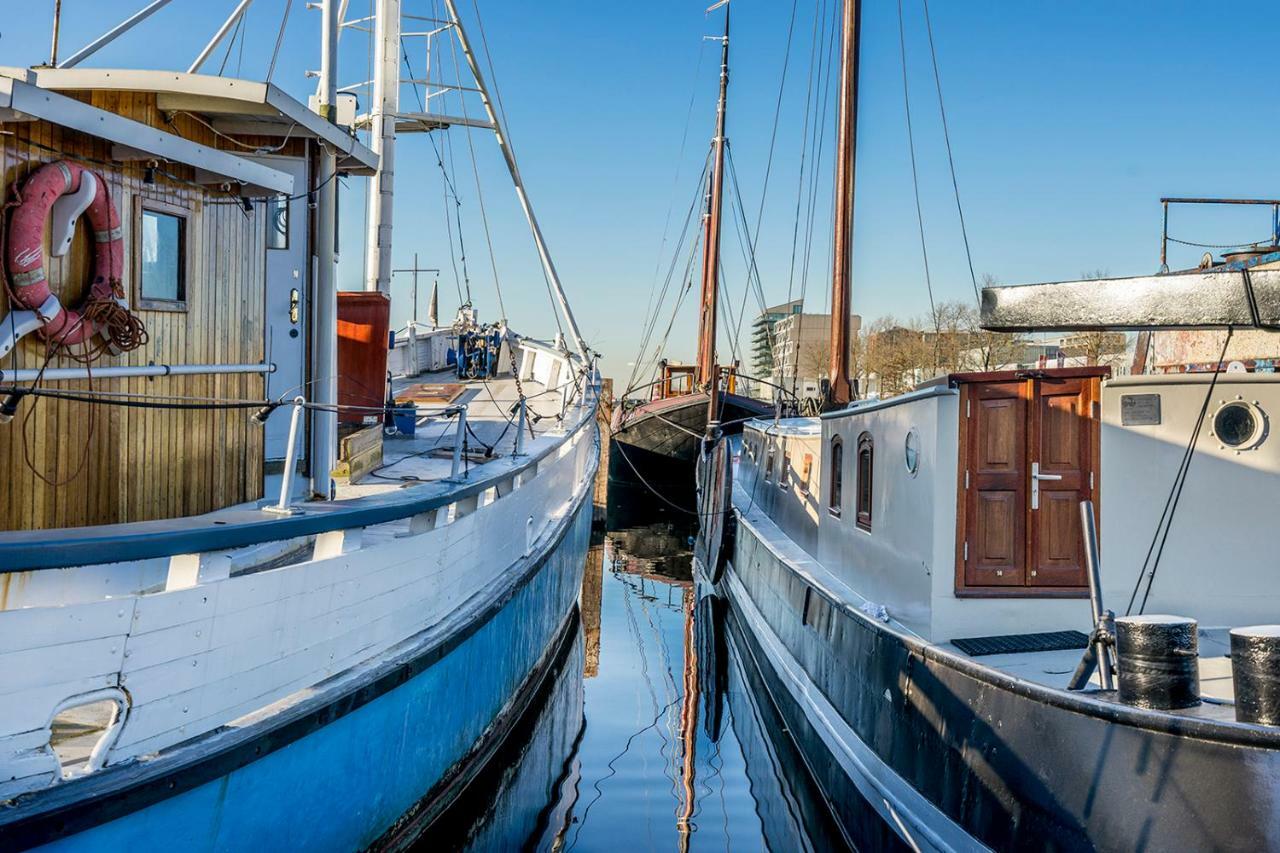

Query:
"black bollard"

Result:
[[1115, 615, 1200, 710], [1231, 626, 1280, 725]]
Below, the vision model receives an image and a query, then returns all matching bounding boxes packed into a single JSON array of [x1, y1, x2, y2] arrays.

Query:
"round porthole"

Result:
[[1212, 400, 1265, 450], [904, 429, 921, 477]]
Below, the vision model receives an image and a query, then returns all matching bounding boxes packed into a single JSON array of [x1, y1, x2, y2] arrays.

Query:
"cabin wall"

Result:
[[1100, 374, 1280, 628], [739, 422, 822, 557], [0, 97, 266, 531], [813, 390, 1089, 642]]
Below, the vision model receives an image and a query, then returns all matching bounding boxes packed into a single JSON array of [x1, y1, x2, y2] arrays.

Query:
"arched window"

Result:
[[856, 432, 874, 531], [829, 436, 843, 516]]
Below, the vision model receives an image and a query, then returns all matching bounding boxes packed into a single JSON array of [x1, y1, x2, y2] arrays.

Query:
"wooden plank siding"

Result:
[[0, 92, 271, 530]]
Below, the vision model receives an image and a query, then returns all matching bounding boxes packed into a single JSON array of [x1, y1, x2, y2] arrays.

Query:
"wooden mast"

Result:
[[825, 0, 861, 410], [696, 7, 731, 422]]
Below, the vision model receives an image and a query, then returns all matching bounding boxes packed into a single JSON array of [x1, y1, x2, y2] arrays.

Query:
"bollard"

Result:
[[1115, 615, 1200, 710], [1231, 626, 1280, 725], [450, 405, 468, 479], [514, 397, 527, 456]]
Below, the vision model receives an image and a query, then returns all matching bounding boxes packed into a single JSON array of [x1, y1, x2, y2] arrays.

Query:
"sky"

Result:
[[5, 2, 1280, 386]]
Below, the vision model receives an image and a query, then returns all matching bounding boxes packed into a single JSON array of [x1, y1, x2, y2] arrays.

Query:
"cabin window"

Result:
[[266, 194, 289, 250], [764, 449, 774, 482], [800, 453, 813, 494], [135, 198, 189, 311], [856, 432, 873, 531], [829, 437, 843, 516], [780, 452, 791, 489]]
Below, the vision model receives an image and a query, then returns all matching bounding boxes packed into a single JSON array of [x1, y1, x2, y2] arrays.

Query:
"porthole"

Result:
[[904, 429, 921, 477], [1212, 400, 1265, 450]]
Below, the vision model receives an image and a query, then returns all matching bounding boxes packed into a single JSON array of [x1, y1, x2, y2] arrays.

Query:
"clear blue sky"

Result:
[[5, 2, 1279, 384]]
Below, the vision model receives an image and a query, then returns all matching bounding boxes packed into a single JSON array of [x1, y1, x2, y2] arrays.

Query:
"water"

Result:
[[424, 495, 843, 851]]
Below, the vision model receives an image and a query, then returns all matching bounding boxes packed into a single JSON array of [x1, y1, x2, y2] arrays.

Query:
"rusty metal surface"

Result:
[[980, 269, 1280, 332]]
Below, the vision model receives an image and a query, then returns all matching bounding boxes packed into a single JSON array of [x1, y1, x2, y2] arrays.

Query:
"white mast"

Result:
[[364, 0, 400, 294], [311, 0, 340, 499], [441, 0, 588, 362]]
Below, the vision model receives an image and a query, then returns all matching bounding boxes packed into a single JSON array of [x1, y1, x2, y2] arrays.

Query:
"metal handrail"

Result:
[[0, 381, 600, 573]]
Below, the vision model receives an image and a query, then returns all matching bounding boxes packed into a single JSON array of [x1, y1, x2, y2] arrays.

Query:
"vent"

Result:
[[952, 630, 1089, 657]]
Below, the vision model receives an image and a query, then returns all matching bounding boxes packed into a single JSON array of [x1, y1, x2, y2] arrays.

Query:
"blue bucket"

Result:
[[392, 406, 417, 436]]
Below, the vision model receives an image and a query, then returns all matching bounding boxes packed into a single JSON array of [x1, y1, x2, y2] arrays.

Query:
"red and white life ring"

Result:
[[6, 160, 125, 346]]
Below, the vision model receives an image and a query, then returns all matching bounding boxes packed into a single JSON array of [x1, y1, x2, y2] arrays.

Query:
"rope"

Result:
[[1125, 329, 1233, 615], [898, 0, 939, 343], [921, 0, 980, 307]]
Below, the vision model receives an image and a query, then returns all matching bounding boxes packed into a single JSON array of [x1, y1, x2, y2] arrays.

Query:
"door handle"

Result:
[[1030, 462, 1062, 510], [289, 288, 300, 324]]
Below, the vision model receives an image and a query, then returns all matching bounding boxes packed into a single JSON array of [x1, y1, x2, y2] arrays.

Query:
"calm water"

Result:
[[424, 491, 842, 851]]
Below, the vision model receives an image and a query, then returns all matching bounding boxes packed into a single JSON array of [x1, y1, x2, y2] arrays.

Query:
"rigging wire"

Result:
[[1126, 329, 1234, 615], [920, 0, 980, 306], [897, 0, 940, 341], [265, 0, 294, 83], [445, 14, 507, 320]]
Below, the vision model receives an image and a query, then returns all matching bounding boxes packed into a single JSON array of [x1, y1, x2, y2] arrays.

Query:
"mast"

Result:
[[364, 0, 400, 294], [311, 0, 340, 499], [825, 0, 861, 410], [695, 8, 730, 402]]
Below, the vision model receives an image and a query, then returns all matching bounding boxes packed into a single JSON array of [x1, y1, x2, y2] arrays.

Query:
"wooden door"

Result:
[[1029, 377, 1094, 587], [965, 381, 1028, 587], [957, 370, 1103, 595]]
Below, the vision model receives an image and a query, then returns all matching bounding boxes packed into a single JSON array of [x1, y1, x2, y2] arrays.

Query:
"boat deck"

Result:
[[942, 628, 1240, 723], [334, 369, 570, 499]]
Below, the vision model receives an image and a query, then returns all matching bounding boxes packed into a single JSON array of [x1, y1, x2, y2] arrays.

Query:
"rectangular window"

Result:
[[135, 199, 189, 311], [800, 453, 813, 494], [829, 438, 843, 517], [266, 194, 289, 250], [764, 450, 774, 482], [780, 452, 791, 489]]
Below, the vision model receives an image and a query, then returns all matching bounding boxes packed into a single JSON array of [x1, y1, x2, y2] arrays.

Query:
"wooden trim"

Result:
[[133, 195, 192, 312], [953, 384, 970, 597], [948, 366, 1111, 386], [955, 586, 1090, 600]]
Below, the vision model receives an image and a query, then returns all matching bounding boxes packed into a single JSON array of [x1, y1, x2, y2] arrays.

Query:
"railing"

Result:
[[0, 369, 599, 573]]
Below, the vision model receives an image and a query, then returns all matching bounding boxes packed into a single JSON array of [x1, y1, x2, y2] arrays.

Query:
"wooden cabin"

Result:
[[0, 70, 375, 530]]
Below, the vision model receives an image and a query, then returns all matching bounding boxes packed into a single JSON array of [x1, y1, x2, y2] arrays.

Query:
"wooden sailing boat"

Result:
[[611, 5, 772, 491]]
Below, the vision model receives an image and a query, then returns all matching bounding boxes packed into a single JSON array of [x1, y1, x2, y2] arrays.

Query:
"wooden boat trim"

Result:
[[0, 388, 596, 572]]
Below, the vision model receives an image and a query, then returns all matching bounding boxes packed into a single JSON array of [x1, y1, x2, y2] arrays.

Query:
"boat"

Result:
[[0, 2, 598, 848], [696, 2, 1280, 849], [610, 4, 772, 497]]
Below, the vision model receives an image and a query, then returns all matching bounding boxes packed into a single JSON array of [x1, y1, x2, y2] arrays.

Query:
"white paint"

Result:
[[0, 405, 596, 787]]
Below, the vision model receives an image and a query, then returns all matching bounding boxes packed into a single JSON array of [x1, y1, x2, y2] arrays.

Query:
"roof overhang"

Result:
[[1, 67, 378, 175], [0, 75, 292, 195], [981, 269, 1280, 332]]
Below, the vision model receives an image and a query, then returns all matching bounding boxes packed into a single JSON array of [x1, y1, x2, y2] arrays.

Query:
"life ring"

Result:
[[6, 160, 125, 346]]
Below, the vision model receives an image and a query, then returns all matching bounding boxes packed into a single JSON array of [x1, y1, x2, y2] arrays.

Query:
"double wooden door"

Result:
[[956, 370, 1105, 594]]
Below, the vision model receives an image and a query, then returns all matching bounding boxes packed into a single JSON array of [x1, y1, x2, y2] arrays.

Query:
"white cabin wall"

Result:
[[739, 424, 822, 557], [817, 392, 954, 636], [1099, 374, 1280, 629]]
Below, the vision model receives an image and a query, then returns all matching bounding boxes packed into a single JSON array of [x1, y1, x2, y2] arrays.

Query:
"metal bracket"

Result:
[[0, 295, 64, 360]]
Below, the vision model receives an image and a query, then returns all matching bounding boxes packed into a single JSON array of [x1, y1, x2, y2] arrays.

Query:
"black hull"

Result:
[[718, 513, 1280, 851], [610, 392, 770, 499]]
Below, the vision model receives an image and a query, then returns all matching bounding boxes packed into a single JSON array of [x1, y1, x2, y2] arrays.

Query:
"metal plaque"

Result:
[[1120, 393, 1161, 426]]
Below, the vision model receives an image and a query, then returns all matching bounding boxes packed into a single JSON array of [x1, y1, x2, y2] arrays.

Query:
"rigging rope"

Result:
[[921, 0, 980, 307], [897, 0, 940, 343]]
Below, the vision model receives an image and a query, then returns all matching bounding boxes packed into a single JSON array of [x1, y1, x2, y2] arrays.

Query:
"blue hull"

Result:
[[26, 497, 593, 852]]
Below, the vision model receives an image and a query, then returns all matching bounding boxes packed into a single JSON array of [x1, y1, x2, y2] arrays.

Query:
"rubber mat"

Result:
[[952, 630, 1089, 657]]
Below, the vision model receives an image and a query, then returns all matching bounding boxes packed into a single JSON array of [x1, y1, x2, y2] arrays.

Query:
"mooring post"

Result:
[[514, 397, 528, 456], [451, 405, 468, 479]]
